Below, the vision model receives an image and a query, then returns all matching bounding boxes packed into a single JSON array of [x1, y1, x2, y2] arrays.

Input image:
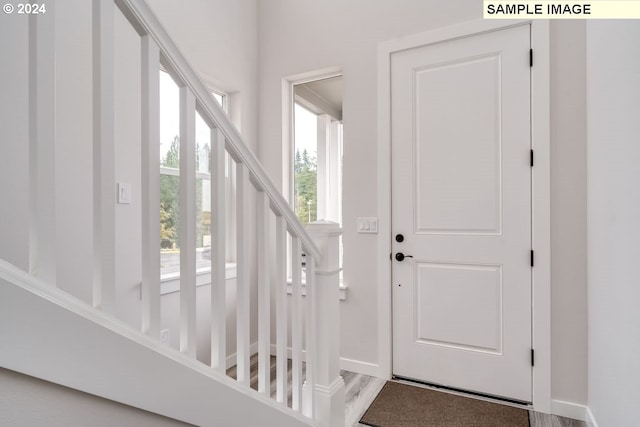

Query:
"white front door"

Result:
[[391, 25, 532, 402]]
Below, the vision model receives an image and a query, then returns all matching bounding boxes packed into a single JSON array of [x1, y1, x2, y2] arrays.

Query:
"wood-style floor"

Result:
[[227, 355, 586, 427]]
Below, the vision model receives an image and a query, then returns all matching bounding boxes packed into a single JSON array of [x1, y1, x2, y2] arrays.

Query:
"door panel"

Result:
[[391, 25, 532, 402], [415, 262, 502, 354], [415, 54, 502, 234]]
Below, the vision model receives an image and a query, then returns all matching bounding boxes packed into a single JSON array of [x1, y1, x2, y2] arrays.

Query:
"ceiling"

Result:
[[295, 76, 343, 120]]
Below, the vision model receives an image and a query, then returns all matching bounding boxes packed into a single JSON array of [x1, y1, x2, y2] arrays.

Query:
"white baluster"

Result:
[[91, 0, 115, 313], [257, 191, 271, 395], [236, 162, 250, 385], [179, 87, 197, 357], [275, 215, 288, 404], [307, 221, 345, 427], [303, 253, 316, 418], [291, 236, 303, 411], [141, 35, 160, 338], [210, 127, 226, 372], [28, 1, 56, 286]]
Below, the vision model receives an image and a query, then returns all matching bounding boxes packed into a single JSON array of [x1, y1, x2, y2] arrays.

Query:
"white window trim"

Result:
[[210, 89, 228, 113], [160, 262, 237, 295], [285, 73, 345, 301], [282, 67, 342, 206]]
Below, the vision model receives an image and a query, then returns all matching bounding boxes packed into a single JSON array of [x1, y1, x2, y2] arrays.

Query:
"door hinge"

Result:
[[530, 149, 534, 167], [531, 349, 535, 366], [530, 250, 534, 267], [529, 49, 533, 67]]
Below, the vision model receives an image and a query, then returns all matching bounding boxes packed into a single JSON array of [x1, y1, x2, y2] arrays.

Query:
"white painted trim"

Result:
[[339, 358, 379, 378], [28, 5, 57, 287], [530, 19, 552, 414], [376, 18, 551, 412], [235, 162, 251, 386], [210, 127, 227, 372], [268, 344, 378, 378], [257, 191, 271, 395], [140, 35, 161, 339], [551, 400, 587, 422], [376, 37, 393, 381], [179, 87, 197, 358], [281, 67, 342, 206], [286, 282, 347, 300], [585, 407, 599, 427], [92, 0, 116, 314], [275, 215, 288, 405], [159, 263, 237, 295], [291, 237, 303, 411]]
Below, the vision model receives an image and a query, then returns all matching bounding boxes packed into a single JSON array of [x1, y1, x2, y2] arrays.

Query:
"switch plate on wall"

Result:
[[357, 217, 378, 234]]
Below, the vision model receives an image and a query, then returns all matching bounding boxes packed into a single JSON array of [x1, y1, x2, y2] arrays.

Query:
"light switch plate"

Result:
[[117, 182, 131, 204], [357, 217, 378, 234]]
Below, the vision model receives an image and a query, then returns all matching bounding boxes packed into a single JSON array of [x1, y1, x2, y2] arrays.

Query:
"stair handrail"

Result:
[[115, 0, 321, 263]]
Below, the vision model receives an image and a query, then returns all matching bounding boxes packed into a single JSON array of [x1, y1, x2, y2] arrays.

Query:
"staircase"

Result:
[[0, 0, 344, 425]]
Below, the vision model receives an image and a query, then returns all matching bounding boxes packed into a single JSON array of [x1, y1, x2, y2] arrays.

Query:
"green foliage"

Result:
[[160, 136, 212, 250], [295, 148, 317, 224], [164, 136, 180, 168], [160, 136, 180, 249]]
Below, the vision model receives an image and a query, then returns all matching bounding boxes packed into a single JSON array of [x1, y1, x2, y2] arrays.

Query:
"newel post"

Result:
[[306, 220, 345, 427]]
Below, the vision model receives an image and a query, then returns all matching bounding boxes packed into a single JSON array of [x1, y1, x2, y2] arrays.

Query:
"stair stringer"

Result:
[[0, 261, 312, 427]]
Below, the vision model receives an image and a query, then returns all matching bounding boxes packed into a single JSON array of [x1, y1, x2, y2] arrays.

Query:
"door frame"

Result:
[[376, 19, 551, 412]]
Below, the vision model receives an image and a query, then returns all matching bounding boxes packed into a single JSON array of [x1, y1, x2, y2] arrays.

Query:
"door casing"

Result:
[[376, 19, 551, 412]]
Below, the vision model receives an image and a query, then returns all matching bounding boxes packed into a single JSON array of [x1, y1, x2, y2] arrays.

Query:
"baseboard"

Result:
[[585, 407, 599, 427], [268, 345, 379, 377], [226, 342, 259, 370], [339, 357, 379, 377], [550, 399, 587, 421]]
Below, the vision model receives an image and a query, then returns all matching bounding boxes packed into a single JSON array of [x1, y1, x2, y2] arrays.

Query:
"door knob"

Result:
[[395, 234, 404, 242], [395, 252, 413, 262]]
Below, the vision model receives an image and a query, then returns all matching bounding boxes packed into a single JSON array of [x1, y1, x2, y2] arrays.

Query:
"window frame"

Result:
[[158, 71, 236, 290], [288, 80, 345, 289]]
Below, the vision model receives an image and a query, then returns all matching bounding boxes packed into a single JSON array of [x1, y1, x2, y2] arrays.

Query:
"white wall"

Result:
[[586, 21, 640, 427], [0, 368, 190, 427], [161, 278, 241, 367], [549, 21, 588, 406], [257, 0, 479, 374], [257, 1, 588, 407], [147, 0, 259, 151], [0, 12, 31, 272]]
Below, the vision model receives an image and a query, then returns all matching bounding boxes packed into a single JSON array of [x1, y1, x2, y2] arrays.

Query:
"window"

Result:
[[159, 70, 234, 292], [159, 71, 181, 282], [293, 103, 318, 224], [290, 76, 344, 289], [292, 78, 343, 225], [211, 91, 225, 110]]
